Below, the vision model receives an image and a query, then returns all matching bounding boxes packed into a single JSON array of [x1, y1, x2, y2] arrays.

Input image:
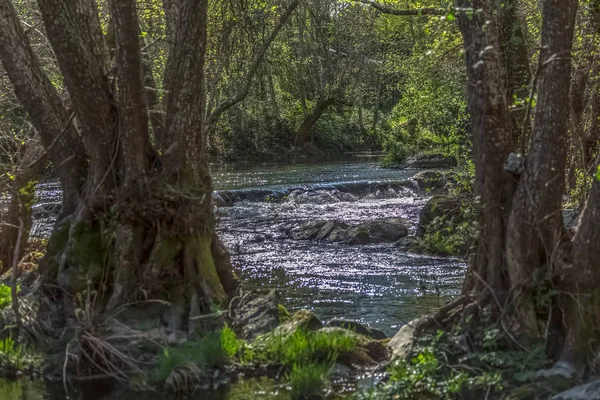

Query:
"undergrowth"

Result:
[[412, 204, 476, 257], [355, 307, 553, 400], [244, 328, 357, 367], [0, 283, 12, 309], [0, 337, 42, 378]]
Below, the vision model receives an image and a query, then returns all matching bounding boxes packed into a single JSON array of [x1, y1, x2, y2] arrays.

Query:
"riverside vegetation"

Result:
[[1, 0, 600, 399]]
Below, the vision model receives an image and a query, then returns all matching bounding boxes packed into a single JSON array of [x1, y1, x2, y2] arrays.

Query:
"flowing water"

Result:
[[10, 156, 466, 399]]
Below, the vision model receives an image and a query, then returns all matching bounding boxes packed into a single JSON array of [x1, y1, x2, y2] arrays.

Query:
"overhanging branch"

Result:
[[205, 0, 301, 128], [355, 0, 444, 16]]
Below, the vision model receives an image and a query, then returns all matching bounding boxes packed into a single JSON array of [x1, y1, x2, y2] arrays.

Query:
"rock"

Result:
[[327, 319, 387, 340], [231, 289, 281, 340], [361, 218, 409, 243], [292, 217, 410, 245], [368, 328, 387, 341], [271, 309, 322, 337], [563, 209, 580, 231], [536, 361, 578, 381], [416, 195, 464, 237], [395, 236, 419, 251], [327, 319, 372, 337], [387, 318, 424, 359], [320, 327, 388, 366], [552, 380, 600, 400], [400, 153, 457, 169]]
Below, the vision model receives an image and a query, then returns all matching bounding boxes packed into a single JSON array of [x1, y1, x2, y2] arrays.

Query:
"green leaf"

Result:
[[596, 165, 600, 181]]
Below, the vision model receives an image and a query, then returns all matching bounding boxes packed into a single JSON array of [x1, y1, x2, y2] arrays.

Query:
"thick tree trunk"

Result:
[[294, 97, 336, 147], [561, 167, 600, 367], [456, 0, 515, 296], [505, 0, 577, 340], [1, 0, 238, 365]]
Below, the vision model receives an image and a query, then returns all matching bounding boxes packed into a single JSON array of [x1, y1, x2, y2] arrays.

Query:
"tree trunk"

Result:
[[0, 141, 44, 273], [505, 0, 577, 340], [456, 0, 515, 296], [0, 0, 238, 375], [497, 0, 532, 148], [294, 97, 336, 147]]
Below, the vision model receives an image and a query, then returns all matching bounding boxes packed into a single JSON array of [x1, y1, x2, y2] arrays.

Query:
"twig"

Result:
[[63, 342, 71, 394]]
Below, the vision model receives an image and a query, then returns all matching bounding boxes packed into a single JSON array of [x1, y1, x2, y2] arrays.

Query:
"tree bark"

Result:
[[294, 97, 336, 147], [505, 0, 578, 340], [456, 0, 515, 296], [0, 0, 86, 214]]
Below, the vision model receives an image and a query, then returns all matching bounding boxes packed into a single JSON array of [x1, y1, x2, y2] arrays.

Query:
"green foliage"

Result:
[[246, 328, 357, 368], [152, 330, 229, 383], [221, 324, 244, 358], [0, 337, 41, 377], [0, 284, 13, 309], [413, 204, 476, 257], [354, 317, 549, 400], [287, 361, 331, 400], [278, 304, 291, 323]]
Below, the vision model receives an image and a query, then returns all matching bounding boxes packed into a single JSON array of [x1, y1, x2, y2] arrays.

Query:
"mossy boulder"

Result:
[[416, 195, 465, 237]]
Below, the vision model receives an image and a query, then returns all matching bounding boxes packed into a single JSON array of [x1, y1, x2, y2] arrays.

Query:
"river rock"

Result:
[[327, 319, 388, 340], [395, 236, 419, 251], [231, 289, 281, 340], [320, 327, 388, 366], [387, 318, 424, 359], [552, 380, 600, 400], [416, 195, 465, 237], [327, 319, 372, 337], [400, 153, 457, 169], [369, 328, 387, 341], [270, 309, 323, 337], [292, 217, 410, 245]]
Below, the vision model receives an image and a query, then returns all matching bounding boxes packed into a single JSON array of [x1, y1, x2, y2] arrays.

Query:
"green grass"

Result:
[[153, 330, 229, 383], [246, 328, 357, 367], [0, 284, 13, 309], [287, 361, 332, 400], [0, 337, 41, 377]]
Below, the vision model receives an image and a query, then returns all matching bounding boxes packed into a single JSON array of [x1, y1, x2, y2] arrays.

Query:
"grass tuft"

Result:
[[288, 361, 331, 400]]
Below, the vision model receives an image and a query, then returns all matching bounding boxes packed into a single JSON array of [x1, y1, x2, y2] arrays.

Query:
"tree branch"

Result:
[[205, 0, 302, 128], [355, 0, 444, 16]]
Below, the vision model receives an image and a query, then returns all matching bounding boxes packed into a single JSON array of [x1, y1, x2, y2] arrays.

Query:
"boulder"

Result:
[[387, 318, 423, 359], [395, 236, 419, 251], [231, 289, 281, 340], [416, 195, 464, 237], [401, 153, 457, 169], [270, 309, 323, 337], [319, 327, 388, 366], [368, 328, 388, 341], [327, 319, 372, 337], [292, 218, 410, 245], [327, 319, 388, 341]]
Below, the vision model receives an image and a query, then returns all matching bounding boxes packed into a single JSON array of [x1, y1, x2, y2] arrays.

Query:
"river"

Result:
[[6, 156, 466, 399]]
